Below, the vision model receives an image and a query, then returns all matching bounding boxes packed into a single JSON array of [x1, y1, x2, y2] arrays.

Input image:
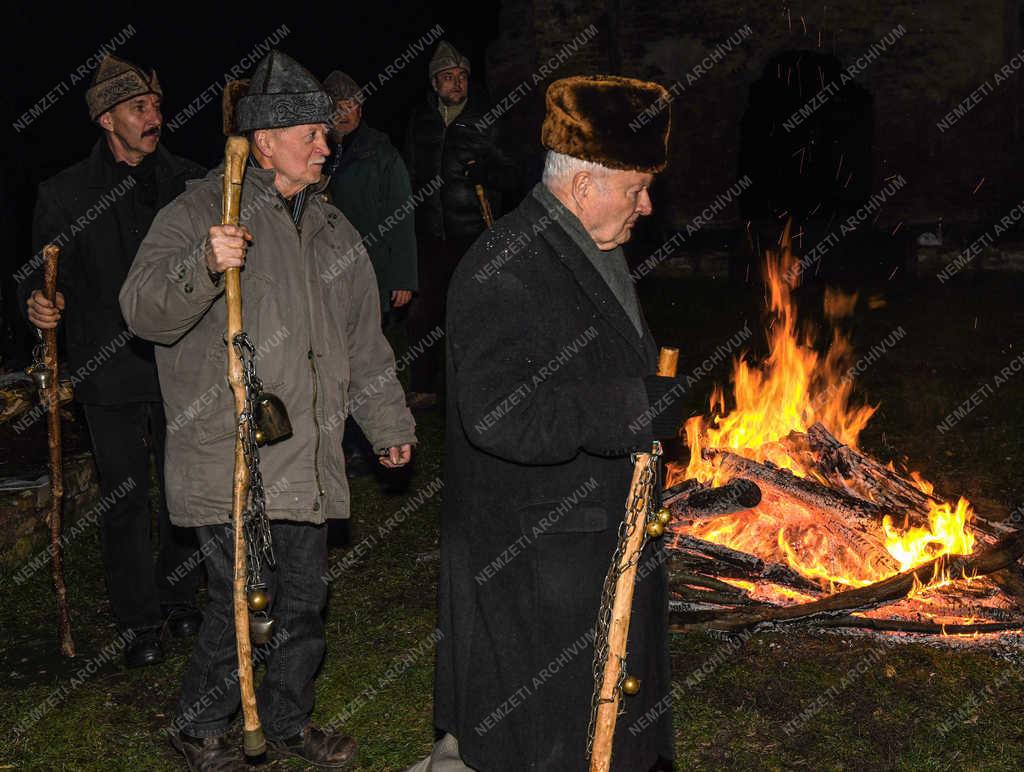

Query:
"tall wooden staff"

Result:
[[589, 346, 678, 772], [39, 244, 75, 658], [221, 86, 264, 759]]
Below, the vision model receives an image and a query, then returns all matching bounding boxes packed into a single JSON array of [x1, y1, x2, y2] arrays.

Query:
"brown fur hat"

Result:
[[541, 75, 671, 173], [86, 54, 162, 121]]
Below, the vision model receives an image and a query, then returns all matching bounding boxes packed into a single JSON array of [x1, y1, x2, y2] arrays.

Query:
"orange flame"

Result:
[[677, 225, 975, 590], [684, 226, 875, 484]]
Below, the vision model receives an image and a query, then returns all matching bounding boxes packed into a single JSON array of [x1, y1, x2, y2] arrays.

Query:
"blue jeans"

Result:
[[175, 520, 328, 740]]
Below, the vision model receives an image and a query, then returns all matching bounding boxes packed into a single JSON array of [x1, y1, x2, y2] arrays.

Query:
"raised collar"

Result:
[[519, 189, 656, 367]]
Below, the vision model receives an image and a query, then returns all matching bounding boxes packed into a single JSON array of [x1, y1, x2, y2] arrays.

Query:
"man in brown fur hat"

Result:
[[410, 75, 682, 771], [19, 53, 205, 670]]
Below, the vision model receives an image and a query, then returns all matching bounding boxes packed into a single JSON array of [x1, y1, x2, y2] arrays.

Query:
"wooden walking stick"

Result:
[[34, 244, 75, 657], [221, 121, 264, 759], [465, 159, 494, 227], [588, 346, 678, 772], [474, 184, 494, 228]]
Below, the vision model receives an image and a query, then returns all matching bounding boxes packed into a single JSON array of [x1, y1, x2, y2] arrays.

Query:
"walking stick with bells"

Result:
[[220, 79, 289, 762], [587, 346, 678, 772], [26, 244, 75, 657]]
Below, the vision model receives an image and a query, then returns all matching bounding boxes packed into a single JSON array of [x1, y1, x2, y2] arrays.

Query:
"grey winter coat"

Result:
[[119, 164, 416, 527]]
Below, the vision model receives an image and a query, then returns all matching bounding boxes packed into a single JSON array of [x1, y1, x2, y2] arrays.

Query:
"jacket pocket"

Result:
[[517, 501, 609, 537]]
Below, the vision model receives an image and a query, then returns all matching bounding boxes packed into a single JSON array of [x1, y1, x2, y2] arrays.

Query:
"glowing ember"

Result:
[[676, 225, 976, 591], [883, 498, 975, 573]]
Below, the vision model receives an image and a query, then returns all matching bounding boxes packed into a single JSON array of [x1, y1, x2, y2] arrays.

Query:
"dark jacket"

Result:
[[326, 123, 418, 312], [436, 192, 673, 771], [18, 140, 204, 404], [404, 90, 517, 243]]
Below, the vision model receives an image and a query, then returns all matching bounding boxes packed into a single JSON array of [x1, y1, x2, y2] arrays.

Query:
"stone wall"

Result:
[[487, 1, 1023, 233]]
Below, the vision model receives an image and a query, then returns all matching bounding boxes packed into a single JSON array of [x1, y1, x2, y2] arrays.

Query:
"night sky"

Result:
[[2, 2, 501, 356], [7, 2, 500, 173]]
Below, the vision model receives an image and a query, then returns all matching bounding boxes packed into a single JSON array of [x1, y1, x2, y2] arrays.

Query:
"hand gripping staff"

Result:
[[587, 346, 679, 772]]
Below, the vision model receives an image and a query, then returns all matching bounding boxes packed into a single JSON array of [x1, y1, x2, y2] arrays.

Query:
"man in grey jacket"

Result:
[[120, 51, 415, 770]]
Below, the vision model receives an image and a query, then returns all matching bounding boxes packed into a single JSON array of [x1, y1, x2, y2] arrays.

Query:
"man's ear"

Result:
[[253, 129, 273, 156], [97, 111, 113, 132], [571, 170, 593, 207], [431, 75, 440, 94]]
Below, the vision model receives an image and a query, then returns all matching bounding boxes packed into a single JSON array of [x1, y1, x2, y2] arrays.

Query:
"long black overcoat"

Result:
[[435, 191, 673, 771], [18, 141, 203, 404]]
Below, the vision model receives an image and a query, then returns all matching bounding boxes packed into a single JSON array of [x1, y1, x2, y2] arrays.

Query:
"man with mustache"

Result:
[[403, 41, 517, 411], [20, 54, 205, 669], [121, 50, 415, 770]]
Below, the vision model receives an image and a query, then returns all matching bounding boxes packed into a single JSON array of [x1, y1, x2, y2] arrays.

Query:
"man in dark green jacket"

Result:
[[323, 70, 417, 317], [323, 70, 418, 477]]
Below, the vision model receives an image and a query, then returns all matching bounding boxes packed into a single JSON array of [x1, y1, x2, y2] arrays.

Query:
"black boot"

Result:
[[170, 730, 249, 772], [162, 604, 203, 638], [124, 628, 163, 669], [268, 725, 357, 769]]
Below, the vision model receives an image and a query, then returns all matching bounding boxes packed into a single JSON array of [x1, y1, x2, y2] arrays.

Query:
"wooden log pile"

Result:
[[665, 423, 1024, 640]]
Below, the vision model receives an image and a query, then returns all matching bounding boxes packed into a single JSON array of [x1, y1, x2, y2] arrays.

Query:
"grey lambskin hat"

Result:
[[429, 41, 471, 80], [323, 70, 361, 102], [235, 50, 334, 132]]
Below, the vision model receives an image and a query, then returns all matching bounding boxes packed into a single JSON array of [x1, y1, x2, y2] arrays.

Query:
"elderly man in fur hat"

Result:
[[120, 50, 416, 770], [414, 76, 682, 771], [20, 54, 205, 669]]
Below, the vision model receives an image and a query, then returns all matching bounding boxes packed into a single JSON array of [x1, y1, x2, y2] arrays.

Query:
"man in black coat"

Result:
[[19, 54, 205, 668], [403, 41, 517, 410], [415, 76, 682, 771]]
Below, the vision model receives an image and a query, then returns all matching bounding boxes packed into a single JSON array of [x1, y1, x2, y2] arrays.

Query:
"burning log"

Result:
[[709, 451, 898, 570], [674, 530, 1024, 634], [669, 478, 761, 518], [670, 536, 823, 594], [661, 479, 702, 508], [713, 451, 890, 524], [811, 617, 1022, 636]]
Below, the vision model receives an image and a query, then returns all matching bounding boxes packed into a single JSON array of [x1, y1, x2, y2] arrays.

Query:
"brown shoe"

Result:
[[406, 392, 438, 411], [169, 730, 249, 771], [268, 725, 357, 769]]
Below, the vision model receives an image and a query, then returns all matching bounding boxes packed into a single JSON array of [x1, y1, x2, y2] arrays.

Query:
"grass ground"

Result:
[[2, 271, 1023, 770]]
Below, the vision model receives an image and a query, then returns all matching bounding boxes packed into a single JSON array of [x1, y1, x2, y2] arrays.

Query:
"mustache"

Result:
[[142, 126, 162, 138]]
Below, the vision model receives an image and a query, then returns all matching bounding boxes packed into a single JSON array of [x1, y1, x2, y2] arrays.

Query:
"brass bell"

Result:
[[250, 612, 276, 645], [254, 392, 292, 446], [29, 365, 53, 390], [656, 507, 672, 526], [247, 589, 269, 612], [646, 520, 665, 538], [622, 676, 641, 696]]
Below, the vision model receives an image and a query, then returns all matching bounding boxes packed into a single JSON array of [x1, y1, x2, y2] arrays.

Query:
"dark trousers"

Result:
[[176, 521, 328, 740], [407, 235, 474, 394], [82, 401, 199, 631]]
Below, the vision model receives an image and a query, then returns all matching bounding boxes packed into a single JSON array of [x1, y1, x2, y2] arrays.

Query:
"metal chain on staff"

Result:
[[586, 446, 661, 757], [233, 332, 275, 590]]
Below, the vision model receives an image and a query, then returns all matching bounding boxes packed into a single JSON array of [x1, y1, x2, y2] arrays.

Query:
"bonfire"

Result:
[[665, 228, 1024, 641]]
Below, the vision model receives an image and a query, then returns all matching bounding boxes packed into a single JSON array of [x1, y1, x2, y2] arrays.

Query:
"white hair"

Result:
[[541, 150, 612, 186]]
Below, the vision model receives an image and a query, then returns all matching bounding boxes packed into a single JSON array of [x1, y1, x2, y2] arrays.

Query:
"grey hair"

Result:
[[541, 150, 612, 186]]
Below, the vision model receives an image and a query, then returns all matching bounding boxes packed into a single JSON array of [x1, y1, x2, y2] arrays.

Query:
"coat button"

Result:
[[313, 501, 320, 511], [184, 283, 194, 294]]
